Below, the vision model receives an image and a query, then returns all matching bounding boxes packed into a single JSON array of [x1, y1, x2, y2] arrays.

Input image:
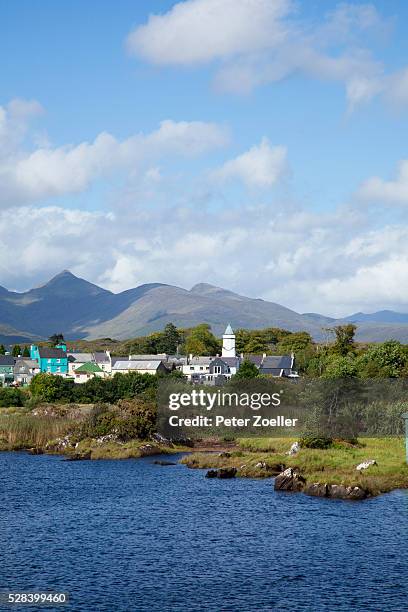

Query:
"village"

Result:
[[0, 325, 298, 387]]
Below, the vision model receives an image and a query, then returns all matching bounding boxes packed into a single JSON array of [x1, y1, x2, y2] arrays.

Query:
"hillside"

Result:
[[1, 270, 408, 343]]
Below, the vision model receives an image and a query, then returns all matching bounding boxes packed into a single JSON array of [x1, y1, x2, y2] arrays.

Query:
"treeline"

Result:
[[0, 371, 183, 408]]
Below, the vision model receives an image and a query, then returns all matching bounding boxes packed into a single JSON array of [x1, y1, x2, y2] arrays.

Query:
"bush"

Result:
[[299, 434, 333, 449]]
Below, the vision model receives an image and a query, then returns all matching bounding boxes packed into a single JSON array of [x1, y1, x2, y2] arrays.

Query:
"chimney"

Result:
[[189, 353, 193, 361]]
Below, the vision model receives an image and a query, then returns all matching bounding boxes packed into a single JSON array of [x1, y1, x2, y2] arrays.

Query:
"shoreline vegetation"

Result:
[[1, 405, 407, 499]]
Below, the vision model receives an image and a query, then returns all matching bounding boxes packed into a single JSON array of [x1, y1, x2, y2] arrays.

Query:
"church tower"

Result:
[[222, 324, 236, 358]]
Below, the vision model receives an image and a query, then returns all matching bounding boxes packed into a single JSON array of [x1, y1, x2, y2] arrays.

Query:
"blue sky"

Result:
[[1, 0, 408, 316]]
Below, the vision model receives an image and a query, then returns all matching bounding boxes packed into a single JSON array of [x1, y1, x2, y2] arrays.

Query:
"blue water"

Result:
[[1, 452, 408, 612]]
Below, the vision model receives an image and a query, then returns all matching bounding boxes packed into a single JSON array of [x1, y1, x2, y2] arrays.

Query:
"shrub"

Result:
[[299, 434, 333, 449]]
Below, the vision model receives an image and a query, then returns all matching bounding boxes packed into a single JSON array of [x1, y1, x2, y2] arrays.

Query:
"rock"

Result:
[[95, 434, 120, 445], [274, 467, 305, 492], [205, 468, 237, 479], [328, 484, 367, 500], [152, 433, 174, 447], [218, 452, 231, 458], [286, 441, 301, 456], [27, 447, 44, 455], [154, 460, 177, 466], [218, 467, 237, 479], [255, 461, 267, 468], [304, 482, 329, 497], [139, 444, 162, 457], [356, 460, 377, 471], [64, 451, 92, 461]]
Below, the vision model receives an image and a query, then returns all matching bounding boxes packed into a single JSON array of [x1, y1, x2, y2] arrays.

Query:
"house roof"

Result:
[[75, 362, 103, 374], [0, 355, 14, 366], [212, 356, 241, 367], [129, 354, 168, 360], [38, 347, 67, 359], [68, 352, 93, 363], [261, 355, 293, 370], [93, 351, 111, 363], [187, 356, 214, 365], [112, 360, 164, 371], [14, 359, 38, 369], [245, 355, 263, 367]]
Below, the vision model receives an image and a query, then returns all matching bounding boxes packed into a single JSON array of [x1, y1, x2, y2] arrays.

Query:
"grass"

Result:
[[0, 412, 72, 450], [180, 437, 408, 495]]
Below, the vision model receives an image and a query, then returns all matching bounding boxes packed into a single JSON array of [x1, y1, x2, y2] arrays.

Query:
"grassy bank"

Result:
[[0, 411, 72, 450], [181, 437, 408, 496]]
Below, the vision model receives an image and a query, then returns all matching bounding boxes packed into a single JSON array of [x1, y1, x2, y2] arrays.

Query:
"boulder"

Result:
[[255, 461, 267, 468], [304, 482, 329, 497], [205, 468, 237, 479], [328, 484, 367, 500], [64, 451, 91, 461], [356, 460, 377, 471], [218, 467, 237, 479], [139, 444, 162, 457], [286, 441, 300, 456], [154, 460, 177, 466], [218, 452, 231, 458], [274, 467, 305, 492]]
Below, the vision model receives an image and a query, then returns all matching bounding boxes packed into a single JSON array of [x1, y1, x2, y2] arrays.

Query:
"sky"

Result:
[[1, 0, 408, 316]]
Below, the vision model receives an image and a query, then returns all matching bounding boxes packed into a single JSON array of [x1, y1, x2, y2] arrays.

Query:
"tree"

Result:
[[156, 323, 182, 354], [49, 333, 64, 346], [12, 344, 21, 357], [278, 331, 312, 353], [331, 324, 356, 356], [234, 359, 259, 379], [322, 355, 357, 379], [22, 346, 30, 357], [0, 345, 5, 355], [184, 324, 221, 356], [30, 373, 74, 402], [357, 340, 408, 378]]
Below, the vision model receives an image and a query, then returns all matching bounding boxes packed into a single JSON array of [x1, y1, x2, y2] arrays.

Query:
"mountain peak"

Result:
[[34, 270, 111, 297]]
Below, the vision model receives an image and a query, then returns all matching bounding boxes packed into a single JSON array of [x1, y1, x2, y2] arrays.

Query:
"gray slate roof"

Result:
[[0, 355, 15, 366], [112, 360, 164, 371], [38, 347, 67, 359]]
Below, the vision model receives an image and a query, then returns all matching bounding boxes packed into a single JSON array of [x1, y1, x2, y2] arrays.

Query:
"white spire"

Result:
[[222, 324, 236, 357]]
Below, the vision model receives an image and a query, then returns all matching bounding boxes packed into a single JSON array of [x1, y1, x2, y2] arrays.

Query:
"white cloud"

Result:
[[126, 0, 292, 65], [358, 160, 408, 204], [3, 195, 408, 317], [212, 138, 287, 187], [0, 102, 228, 207], [127, 0, 403, 109]]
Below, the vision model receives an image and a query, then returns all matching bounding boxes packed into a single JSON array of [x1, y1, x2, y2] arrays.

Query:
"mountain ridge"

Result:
[[0, 271, 408, 343]]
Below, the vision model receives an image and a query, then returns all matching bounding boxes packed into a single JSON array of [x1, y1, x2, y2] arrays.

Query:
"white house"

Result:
[[112, 359, 169, 375]]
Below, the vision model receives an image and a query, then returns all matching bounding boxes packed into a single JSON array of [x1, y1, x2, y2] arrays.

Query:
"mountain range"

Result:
[[1, 270, 408, 344]]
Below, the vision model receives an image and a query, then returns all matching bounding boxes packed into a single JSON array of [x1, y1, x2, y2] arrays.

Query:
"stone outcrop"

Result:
[[205, 467, 237, 479], [356, 460, 377, 471], [274, 470, 368, 500], [274, 467, 305, 492], [286, 442, 300, 456]]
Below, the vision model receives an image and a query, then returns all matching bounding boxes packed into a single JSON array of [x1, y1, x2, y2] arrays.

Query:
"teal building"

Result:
[[30, 343, 68, 375]]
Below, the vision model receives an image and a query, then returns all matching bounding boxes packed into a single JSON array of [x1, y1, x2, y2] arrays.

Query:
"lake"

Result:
[[1, 452, 408, 611]]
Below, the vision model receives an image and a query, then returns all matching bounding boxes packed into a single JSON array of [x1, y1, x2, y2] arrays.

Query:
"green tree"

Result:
[[234, 359, 259, 379], [49, 333, 64, 346], [278, 331, 312, 353], [331, 324, 356, 356], [184, 324, 221, 356], [12, 344, 21, 357], [156, 323, 182, 354], [357, 340, 408, 378], [322, 355, 357, 379], [30, 373, 74, 402], [22, 346, 30, 357], [0, 345, 5, 355]]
